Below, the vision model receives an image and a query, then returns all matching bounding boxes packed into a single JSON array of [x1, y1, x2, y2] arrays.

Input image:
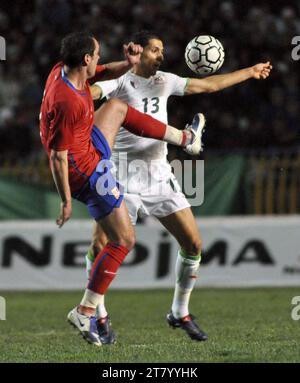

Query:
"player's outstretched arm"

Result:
[[91, 42, 143, 83], [49, 149, 72, 227], [185, 61, 272, 94]]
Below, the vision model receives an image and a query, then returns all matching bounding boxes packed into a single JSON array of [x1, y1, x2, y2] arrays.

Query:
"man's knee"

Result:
[[109, 223, 136, 252], [92, 228, 135, 254], [117, 229, 136, 252], [182, 236, 202, 257], [105, 98, 128, 118]]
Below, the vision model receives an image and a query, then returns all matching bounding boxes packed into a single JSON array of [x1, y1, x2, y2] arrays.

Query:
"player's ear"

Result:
[[82, 53, 90, 67]]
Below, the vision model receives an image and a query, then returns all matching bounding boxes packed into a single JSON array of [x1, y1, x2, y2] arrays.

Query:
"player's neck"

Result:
[[63, 65, 87, 90], [132, 66, 152, 79]]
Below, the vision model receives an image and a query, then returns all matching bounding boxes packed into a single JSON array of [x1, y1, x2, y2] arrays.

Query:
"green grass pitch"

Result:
[[0, 288, 299, 363]]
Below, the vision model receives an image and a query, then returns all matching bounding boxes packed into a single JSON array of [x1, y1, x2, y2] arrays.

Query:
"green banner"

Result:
[[192, 154, 247, 216], [0, 177, 90, 219], [0, 155, 247, 219]]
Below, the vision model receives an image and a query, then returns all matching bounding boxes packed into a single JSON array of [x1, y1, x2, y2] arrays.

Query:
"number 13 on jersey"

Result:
[[142, 97, 160, 113]]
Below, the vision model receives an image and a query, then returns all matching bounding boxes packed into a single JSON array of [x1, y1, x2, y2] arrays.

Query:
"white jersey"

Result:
[[95, 71, 187, 163]]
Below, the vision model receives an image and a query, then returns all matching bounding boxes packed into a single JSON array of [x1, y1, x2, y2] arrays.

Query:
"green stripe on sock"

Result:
[[179, 248, 201, 262], [86, 249, 95, 262]]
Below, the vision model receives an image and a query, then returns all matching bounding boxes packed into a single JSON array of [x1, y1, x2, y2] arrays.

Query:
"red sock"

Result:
[[123, 105, 167, 139], [87, 242, 129, 295]]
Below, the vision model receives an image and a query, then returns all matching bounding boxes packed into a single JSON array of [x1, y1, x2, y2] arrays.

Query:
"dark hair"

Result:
[[60, 32, 96, 68], [131, 30, 161, 48]]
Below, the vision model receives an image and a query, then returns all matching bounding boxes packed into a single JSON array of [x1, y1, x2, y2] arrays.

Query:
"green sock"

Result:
[[86, 249, 95, 262]]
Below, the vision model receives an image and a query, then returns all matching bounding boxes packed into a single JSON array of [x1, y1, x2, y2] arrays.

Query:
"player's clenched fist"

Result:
[[251, 61, 273, 80], [123, 42, 143, 66]]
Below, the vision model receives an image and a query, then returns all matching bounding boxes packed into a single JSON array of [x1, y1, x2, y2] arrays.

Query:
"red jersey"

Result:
[[39, 62, 106, 192]]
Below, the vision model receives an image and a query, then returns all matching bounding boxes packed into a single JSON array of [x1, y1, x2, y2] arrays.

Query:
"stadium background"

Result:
[[0, 0, 300, 363]]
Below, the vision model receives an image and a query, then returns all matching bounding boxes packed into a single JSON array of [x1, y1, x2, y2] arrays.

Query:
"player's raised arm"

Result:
[[185, 61, 272, 94], [90, 42, 143, 83], [49, 149, 72, 227]]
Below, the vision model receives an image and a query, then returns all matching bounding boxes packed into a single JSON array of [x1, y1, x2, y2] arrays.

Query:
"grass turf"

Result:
[[0, 288, 299, 363]]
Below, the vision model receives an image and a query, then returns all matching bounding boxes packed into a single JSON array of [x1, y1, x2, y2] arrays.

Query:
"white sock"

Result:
[[96, 304, 108, 319], [163, 125, 193, 147], [171, 250, 201, 319], [80, 288, 104, 310]]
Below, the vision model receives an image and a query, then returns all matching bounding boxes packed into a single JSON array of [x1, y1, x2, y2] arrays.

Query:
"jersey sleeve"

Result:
[[94, 78, 120, 99], [48, 101, 78, 151], [165, 72, 188, 96]]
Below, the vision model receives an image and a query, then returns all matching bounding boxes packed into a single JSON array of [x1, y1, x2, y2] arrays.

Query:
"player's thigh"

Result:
[[157, 207, 202, 254], [94, 98, 127, 150], [98, 199, 136, 249]]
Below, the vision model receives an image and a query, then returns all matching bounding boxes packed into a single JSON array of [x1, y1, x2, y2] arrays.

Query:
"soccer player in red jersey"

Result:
[[39, 32, 205, 346]]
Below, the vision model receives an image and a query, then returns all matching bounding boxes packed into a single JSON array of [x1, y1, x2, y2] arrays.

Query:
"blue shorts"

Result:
[[72, 126, 124, 221]]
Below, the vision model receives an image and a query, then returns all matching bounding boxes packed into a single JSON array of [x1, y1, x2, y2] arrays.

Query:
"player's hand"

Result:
[[56, 200, 72, 228], [123, 42, 143, 66], [251, 61, 272, 80]]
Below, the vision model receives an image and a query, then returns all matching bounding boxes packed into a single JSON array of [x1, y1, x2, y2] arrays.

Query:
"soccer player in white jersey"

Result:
[[87, 31, 272, 341]]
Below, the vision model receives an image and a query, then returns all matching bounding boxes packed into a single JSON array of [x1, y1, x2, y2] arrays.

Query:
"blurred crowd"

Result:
[[0, 0, 299, 163]]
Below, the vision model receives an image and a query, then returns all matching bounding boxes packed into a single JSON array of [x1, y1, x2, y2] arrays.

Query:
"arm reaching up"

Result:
[[90, 42, 143, 83]]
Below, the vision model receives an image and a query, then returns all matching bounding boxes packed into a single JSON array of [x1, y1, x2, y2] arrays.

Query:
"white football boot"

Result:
[[184, 113, 206, 155], [67, 307, 102, 346]]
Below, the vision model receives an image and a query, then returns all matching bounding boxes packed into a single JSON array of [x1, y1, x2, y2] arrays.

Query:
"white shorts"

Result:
[[114, 159, 191, 225]]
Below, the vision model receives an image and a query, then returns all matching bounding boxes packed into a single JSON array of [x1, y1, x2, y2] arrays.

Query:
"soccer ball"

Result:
[[185, 35, 225, 75]]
